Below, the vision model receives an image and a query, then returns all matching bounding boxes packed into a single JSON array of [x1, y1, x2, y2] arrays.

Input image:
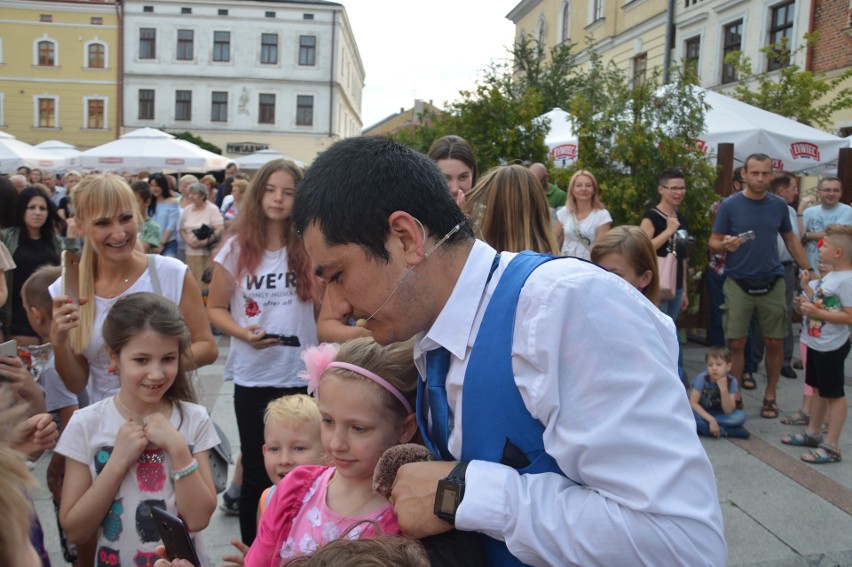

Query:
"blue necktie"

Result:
[[426, 347, 453, 460]]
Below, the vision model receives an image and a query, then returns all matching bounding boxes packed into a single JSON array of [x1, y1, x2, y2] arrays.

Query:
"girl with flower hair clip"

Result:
[[244, 337, 419, 567]]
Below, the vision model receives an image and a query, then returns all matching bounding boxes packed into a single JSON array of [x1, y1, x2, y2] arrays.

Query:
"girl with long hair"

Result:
[[149, 172, 180, 257], [50, 174, 217, 401], [556, 170, 612, 260], [207, 159, 319, 543]]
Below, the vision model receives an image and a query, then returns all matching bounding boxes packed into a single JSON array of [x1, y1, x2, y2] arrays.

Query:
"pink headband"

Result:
[[298, 344, 413, 414]]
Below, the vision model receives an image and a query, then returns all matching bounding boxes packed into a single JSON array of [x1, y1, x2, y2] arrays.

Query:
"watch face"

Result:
[[439, 484, 460, 514]]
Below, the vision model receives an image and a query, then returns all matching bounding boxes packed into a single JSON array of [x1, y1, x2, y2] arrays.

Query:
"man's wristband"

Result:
[[434, 461, 469, 526]]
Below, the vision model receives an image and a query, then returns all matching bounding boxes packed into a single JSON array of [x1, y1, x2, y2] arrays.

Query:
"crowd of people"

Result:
[[0, 135, 848, 567]]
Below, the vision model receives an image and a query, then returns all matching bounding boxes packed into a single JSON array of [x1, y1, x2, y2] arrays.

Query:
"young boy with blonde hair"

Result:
[[689, 346, 749, 438], [784, 224, 852, 463]]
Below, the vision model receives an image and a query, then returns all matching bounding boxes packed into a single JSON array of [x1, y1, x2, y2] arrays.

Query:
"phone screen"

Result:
[[61, 250, 80, 302]]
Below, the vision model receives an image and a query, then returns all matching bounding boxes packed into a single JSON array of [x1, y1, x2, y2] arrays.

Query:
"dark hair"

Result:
[[705, 345, 732, 363], [15, 186, 63, 239], [148, 172, 172, 216], [103, 292, 196, 406], [770, 173, 794, 193], [732, 166, 744, 185], [427, 135, 478, 187], [293, 136, 472, 262], [744, 153, 771, 169], [658, 168, 685, 186], [0, 177, 18, 229], [130, 180, 153, 203]]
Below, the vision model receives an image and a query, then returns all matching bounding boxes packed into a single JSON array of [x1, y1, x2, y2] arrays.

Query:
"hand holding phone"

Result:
[[260, 334, 301, 347], [61, 250, 81, 302], [0, 339, 17, 358], [152, 507, 202, 566], [737, 230, 756, 242]]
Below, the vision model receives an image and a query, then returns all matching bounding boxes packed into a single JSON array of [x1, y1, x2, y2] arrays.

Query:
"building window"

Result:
[[91, 17, 103, 25], [561, 2, 571, 43], [87, 43, 106, 68], [684, 0, 702, 7], [261, 33, 278, 64], [211, 91, 228, 122], [139, 28, 156, 59], [684, 36, 700, 73], [175, 90, 192, 121], [768, 1, 795, 70], [303, 13, 314, 20], [40, 14, 52, 22], [299, 35, 316, 66], [296, 95, 313, 126], [218, 9, 228, 16], [589, 0, 604, 22], [181, 7, 192, 14], [213, 31, 230, 62], [721, 19, 743, 83], [37, 97, 56, 128], [143, 5, 154, 12], [86, 98, 105, 129], [177, 29, 194, 61], [259, 93, 275, 124], [265, 11, 276, 18], [138, 89, 154, 120], [37, 40, 56, 66], [632, 53, 647, 88]]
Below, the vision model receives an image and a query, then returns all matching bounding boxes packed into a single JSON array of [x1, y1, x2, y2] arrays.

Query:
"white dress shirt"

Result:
[[415, 240, 727, 566]]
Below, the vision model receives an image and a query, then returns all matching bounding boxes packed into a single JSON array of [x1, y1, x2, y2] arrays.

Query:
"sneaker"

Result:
[[219, 492, 239, 516], [724, 426, 751, 439], [781, 365, 797, 379]]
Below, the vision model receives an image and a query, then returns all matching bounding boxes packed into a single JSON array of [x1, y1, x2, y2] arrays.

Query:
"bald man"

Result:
[[529, 163, 567, 209]]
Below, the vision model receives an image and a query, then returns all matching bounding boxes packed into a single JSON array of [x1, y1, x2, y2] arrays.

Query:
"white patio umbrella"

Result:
[[234, 149, 305, 170], [689, 87, 847, 173], [536, 108, 579, 168], [35, 140, 82, 170], [79, 127, 228, 172], [0, 130, 63, 173]]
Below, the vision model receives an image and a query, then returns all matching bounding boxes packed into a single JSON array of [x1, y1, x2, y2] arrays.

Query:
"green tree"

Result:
[[168, 131, 222, 155], [724, 35, 852, 129]]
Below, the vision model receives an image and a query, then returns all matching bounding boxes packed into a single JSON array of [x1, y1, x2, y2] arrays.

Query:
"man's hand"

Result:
[[721, 235, 743, 253], [390, 460, 457, 538]]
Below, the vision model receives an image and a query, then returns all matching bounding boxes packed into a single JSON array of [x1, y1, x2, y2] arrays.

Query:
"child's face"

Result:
[[262, 419, 325, 483], [318, 372, 413, 483], [706, 356, 731, 380], [818, 235, 842, 266], [108, 330, 179, 407], [596, 252, 652, 293]]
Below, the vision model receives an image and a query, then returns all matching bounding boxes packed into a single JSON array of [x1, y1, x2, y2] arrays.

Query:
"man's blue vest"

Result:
[[418, 252, 567, 566]]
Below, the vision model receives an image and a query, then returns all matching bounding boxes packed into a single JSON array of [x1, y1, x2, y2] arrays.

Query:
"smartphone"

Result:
[[737, 230, 756, 241], [261, 334, 301, 347], [151, 507, 202, 566], [61, 250, 81, 302], [0, 339, 17, 358]]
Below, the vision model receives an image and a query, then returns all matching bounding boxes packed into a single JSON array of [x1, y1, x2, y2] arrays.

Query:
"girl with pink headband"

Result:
[[244, 337, 418, 566]]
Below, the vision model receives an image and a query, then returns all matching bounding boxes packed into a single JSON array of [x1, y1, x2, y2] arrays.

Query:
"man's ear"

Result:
[[398, 412, 419, 444], [387, 211, 426, 265]]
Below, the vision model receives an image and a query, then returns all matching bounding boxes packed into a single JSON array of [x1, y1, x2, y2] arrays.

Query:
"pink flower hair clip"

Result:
[[298, 343, 340, 394]]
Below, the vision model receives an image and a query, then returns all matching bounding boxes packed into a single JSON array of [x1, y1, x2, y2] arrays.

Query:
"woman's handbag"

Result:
[[658, 251, 678, 301]]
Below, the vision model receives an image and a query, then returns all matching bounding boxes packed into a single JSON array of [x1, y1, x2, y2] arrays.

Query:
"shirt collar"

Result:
[[415, 239, 497, 363]]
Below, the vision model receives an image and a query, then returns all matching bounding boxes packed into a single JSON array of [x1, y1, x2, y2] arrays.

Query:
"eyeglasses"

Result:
[[662, 186, 687, 192]]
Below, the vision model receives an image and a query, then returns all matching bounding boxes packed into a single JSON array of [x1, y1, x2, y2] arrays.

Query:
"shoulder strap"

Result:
[[147, 254, 162, 295]]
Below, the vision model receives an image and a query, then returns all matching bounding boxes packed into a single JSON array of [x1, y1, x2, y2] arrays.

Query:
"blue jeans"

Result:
[[160, 240, 178, 258], [660, 288, 683, 323], [694, 409, 748, 438]]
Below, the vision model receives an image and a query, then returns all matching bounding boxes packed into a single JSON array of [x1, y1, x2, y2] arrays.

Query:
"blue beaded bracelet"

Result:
[[170, 458, 199, 481]]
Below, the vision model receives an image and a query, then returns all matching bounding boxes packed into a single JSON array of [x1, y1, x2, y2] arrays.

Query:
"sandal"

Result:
[[741, 373, 757, 390], [801, 443, 841, 464], [780, 410, 810, 426], [781, 430, 823, 447], [760, 398, 778, 419]]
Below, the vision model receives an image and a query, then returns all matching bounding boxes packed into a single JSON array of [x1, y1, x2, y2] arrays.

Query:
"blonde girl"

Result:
[[207, 158, 319, 542], [556, 170, 612, 260], [244, 337, 418, 566], [56, 293, 219, 566], [49, 174, 217, 401], [591, 226, 660, 304]]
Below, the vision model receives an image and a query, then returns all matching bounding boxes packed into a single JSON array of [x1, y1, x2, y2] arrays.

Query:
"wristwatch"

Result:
[[434, 461, 469, 525]]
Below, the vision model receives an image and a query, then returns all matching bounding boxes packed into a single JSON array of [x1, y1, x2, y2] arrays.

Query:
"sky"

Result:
[[341, 0, 522, 129]]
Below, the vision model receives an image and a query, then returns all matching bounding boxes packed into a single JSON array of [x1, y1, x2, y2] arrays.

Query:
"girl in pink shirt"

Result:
[[244, 337, 418, 566]]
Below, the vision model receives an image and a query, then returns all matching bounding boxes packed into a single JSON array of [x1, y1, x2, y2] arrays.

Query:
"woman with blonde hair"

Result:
[[557, 169, 612, 259], [49, 174, 217, 401], [591, 225, 660, 304], [464, 164, 560, 255]]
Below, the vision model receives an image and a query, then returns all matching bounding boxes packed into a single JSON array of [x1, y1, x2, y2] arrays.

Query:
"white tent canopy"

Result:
[[79, 127, 227, 172], [538, 108, 579, 168], [35, 140, 82, 170], [234, 149, 305, 170], [0, 130, 63, 172], [695, 87, 847, 173]]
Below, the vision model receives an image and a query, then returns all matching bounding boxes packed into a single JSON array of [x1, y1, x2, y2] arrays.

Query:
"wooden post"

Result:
[[839, 147, 852, 205], [715, 143, 734, 197]]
